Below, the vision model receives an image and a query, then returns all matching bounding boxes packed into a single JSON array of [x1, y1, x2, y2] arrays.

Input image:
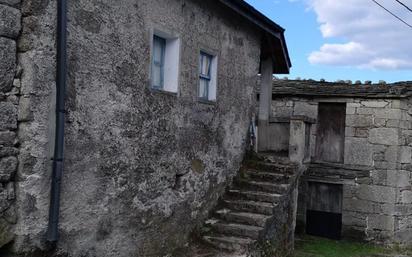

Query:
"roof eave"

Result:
[[219, 0, 291, 74]]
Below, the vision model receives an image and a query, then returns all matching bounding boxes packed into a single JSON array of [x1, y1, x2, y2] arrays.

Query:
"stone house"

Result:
[[266, 79, 412, 245], [0, 0, 291, 256]]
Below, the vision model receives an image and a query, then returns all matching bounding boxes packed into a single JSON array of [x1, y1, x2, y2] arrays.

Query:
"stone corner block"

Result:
[[0, 131, 16, 146], [0, 0, 21, 6], [369, 128, 399, 146], [344, 137, 373, 166], [0, 156, 18, 182], [0, 217, 14, 248], [0, 37, 17, 93], [346, 114, 373, 128], [357, 184, 396, 203], [293, 101, 317, 120], [0, 102, 17, 130], [400, 146, 412, 164], [368, 214, 395, 231], [360, 100, 389, 108], [0, 4, 21, 38]]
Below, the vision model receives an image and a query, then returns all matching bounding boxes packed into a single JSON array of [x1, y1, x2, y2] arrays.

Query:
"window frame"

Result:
[[198, 50, 217, 103], [199, 51, 213, 101], [149, 28, 181, 94], [151, 35, 166, 90]]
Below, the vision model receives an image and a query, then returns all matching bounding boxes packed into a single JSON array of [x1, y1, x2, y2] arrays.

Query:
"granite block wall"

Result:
[[271, 88, 412, 245], [0, 0, 21, 248], [393, 98, 412, 243]]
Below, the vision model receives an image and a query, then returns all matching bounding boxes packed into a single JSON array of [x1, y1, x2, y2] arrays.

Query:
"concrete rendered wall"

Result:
[[11, 0, 261, 256], [272, 96, 412, 245]]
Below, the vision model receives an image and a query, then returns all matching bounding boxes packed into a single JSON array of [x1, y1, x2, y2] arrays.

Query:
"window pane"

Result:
[[153, 36, 165, 64], [152, 35, 165, 89], [199, 78, 209, 99], [200, 53, 211, 76], [152, 64, 162, 88]]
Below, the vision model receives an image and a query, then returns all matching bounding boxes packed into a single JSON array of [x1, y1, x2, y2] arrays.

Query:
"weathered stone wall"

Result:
[[11, 0, 261, 256], [271, 80, 412, 245], [340, 98, 404, 243], [0, 0, 21, 248], [394, 98, 412, 244]]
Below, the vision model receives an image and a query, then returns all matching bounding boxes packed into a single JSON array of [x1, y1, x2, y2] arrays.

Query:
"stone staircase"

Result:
[[200, 155, 301, 255]]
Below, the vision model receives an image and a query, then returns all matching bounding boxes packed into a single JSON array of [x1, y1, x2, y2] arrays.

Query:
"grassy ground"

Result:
[[293, 235, 412, 257]]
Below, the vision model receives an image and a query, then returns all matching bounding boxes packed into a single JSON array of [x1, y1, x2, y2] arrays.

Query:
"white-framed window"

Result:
[[198, 51, 217, 101], [150, 31, 180, 93], [152, 35, 166, 89]]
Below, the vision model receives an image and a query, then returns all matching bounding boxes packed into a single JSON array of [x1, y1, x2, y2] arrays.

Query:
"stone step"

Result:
[[214, 208, 270, 227], [244, 160, 296, 175], [234, 179, 289, 194], [202, 235, 253, 252], [223, 199, 275, 215], [209, 221, 263, 239], [257, 154, 291, 164], [242, 170, 290, 183], [226, 189, 282, 203]]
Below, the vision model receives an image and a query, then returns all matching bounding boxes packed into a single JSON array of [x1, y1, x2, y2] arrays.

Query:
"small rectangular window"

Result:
[[198, 51, 217, 102], [150, 31, 180, 93], [151, 35, 166, 89], [199, 52, 212, 100]]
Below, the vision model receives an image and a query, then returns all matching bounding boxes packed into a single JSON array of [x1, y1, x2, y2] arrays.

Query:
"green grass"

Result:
[[294, 236, 389, 257]]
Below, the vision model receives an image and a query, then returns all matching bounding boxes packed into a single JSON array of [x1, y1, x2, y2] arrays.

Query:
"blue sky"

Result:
[[245, 0, 412, 83]]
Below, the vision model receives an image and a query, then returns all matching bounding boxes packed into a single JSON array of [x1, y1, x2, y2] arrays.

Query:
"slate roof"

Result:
[[272, 79, 412, 98]]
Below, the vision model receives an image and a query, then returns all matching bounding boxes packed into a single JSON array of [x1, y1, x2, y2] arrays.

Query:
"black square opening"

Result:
[[306, 210, 342, 240]]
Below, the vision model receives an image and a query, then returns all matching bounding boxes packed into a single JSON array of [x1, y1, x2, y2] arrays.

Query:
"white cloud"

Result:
[[308, 42, 372, 66], [305, 0, 412, 70]]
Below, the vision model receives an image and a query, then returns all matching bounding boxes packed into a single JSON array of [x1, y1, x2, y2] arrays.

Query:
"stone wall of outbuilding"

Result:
[[271, 82, 412, 245], [394, 98, 412, 243], [0, 0, 21, 248]]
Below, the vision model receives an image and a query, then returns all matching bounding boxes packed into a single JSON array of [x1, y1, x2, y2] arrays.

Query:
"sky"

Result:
[[245, 0, 412, 83]]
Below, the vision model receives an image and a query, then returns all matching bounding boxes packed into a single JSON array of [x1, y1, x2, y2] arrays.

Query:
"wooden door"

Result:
[[306, 182, 343, 240], [315, 103, 346, 163]]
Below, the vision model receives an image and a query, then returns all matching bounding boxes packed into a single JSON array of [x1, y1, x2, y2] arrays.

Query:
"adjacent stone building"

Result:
[[268, 79, 412, 245], [0, 0, 291, 256]]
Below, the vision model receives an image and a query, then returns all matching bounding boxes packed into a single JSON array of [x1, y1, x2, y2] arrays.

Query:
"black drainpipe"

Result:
[[47, 0, 67, 242]]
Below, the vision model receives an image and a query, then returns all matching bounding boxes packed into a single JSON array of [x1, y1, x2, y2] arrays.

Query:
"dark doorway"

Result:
[[306, 182, 343, 240], [315, 103, 346, 163]]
